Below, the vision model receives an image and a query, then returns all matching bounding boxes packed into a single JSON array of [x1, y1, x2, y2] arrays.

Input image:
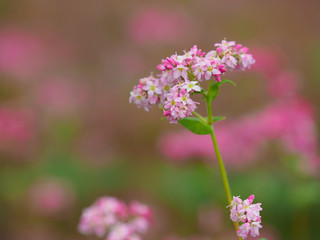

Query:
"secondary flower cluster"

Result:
[[129, 40, 255, 123], [229, 195, 262, 239], [78, 196, 153, 240]]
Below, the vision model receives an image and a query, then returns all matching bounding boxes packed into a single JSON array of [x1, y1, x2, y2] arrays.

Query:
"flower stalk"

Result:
[[205, 97, 242, 240]]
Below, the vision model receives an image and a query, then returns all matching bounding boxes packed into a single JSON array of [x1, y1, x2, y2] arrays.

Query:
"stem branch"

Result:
[[192, 111, 207, 123]]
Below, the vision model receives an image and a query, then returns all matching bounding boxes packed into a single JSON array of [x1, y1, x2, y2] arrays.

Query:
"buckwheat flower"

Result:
[[176, 89, 194, 106], [250, 221, 263, 237], [181, 80, 201, 92], [204, 60, 223, 81], [205, 50, 217, 59], [142, 78, 162, 97], [237, 223, 251, 239], [192, 61, 207, 81], [214, 40, 236, 51], [246, 205, 262, 222], [221, 54, 237, 69], [240, 53, 255, 70], [129, 86, 148, 111], [159, 69, 175, 85], [173, 64, 188, 79], [189, 44, 206, 57]]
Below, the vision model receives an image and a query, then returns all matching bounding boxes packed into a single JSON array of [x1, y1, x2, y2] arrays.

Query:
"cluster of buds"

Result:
[[129, 39, 255, 123], [78, 197, 153, 240], [228, 195, 263, 239]]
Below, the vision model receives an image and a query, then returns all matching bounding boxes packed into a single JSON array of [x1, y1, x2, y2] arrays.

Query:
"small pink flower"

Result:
[[172, 64, 188, 80], [250, 221, 262, 237], [214, 40, 236, 51], [181, 81, 201, 92], [237, 223, 251, 239]]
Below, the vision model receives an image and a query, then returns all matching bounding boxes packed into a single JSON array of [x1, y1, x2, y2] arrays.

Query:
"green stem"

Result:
[[192, 111, 207, 123], [206, 96, 242, 240]]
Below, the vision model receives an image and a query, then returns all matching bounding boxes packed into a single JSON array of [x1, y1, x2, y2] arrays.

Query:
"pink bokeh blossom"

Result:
[[34, 77, 88, 116], [78, 196, 153, 240], [128, 7, 190, 44], [29, 178, 75, 215], [0, 28, 48, 79], [0, 107, 35, 157]]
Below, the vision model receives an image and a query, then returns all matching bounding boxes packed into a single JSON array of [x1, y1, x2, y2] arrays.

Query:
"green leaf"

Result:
[[259, 238, 267, 240], [179, 117, 213, 135], [207, 79, 236, 102], [211, 116, 226, 122], [203, 116, 226, 122]]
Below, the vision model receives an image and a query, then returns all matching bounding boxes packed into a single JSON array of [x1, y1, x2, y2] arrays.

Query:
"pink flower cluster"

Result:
[[130, 40, 255, 123], [163, 83, 199, 123], [129, 75, 164, 112], [78, 197, 153, 240], [229, 195, 262, 239], [29, 178, 74, 215]]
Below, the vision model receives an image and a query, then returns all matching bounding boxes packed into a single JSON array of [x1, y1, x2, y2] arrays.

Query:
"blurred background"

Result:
[[0, 0, 319, 240]]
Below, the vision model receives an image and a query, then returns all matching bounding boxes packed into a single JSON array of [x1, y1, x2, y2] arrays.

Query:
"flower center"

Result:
[[150, 85, 156, 91], [164, 85, 170, 91]]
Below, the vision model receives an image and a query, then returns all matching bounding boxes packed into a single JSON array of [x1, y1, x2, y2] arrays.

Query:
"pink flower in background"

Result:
[[251, 47, 283, 76], [267, 70, 300, 97], [115, 50, 145, 75], [34, 78, 88, 116], [252, 47, 301, 98], [128, 7, 190, 44], [0, 28, 48, 79], [29, 179, 75, 215], [261, 98, 320, 171], [159, 98, 320, 172], [0, 108, 35, 157], [0, 108, 34, 144], [78, 196, 153, 240]]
